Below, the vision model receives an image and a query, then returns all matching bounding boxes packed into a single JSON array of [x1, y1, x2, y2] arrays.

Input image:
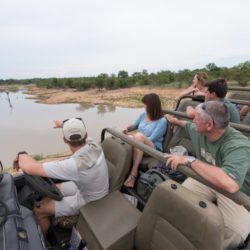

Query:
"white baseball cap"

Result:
[[62, 118, 86, 142]]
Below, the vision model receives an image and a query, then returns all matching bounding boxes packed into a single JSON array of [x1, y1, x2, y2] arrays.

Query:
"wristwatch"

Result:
[[186, 156, 196, 168]]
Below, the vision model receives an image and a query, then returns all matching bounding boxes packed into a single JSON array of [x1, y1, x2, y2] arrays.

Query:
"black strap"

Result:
[[149, 170, 168, 181], [0, 200, 8, 226], [0, 173, 3, 183], [0, 161, 3, 173]]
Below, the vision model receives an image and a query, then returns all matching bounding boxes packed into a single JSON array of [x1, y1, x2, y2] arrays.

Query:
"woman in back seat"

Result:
[[123, 93, 167, 188], [179, 72, 208, 98]]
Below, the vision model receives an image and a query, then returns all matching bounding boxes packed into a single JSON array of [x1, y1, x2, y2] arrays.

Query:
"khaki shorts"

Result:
[[54, 181, 85, 217], [183, 178, 250, 249]]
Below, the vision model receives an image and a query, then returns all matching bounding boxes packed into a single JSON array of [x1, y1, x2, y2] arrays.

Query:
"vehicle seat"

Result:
[[135, 180, 224, 250], [76, 190, 141, 250], [166, 99, 200, 156], [101, 136, 132, 192], [76, 180, 224, 250]]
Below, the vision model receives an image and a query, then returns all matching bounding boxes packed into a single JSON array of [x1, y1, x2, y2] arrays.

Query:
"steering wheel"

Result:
[[24, 174, 63, 201]]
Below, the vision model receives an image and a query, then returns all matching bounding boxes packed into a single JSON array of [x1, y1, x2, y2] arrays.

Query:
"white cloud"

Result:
[[0, 0, 250, 78]]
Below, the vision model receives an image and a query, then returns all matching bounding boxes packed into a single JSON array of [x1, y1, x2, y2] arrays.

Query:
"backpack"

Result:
[[152, 160, 187, 183], [137, 169, 168, 201]]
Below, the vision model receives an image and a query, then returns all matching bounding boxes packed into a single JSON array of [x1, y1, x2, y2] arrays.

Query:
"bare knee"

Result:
[[133, 132, 145, 141], [33, 197, 55, 218]]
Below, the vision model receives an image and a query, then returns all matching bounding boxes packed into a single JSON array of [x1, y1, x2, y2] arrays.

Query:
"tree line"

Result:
[[1, 61, 249, 90]]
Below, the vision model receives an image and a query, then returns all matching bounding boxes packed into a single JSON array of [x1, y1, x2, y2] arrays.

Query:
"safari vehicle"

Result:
[[1, 91, 250, 250]]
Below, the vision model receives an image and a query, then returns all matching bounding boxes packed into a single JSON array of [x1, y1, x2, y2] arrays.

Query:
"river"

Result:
[[0, 89, 143, 168]]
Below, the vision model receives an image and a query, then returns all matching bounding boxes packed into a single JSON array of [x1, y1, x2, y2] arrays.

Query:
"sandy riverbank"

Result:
[[25, 85, 181, 109]]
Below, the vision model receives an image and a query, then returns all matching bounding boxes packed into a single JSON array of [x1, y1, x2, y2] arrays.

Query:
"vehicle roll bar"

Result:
[[228, 87, 250, 92], [163, 110, 250, 134], [175, 95, 204, 111], [101, 128, 250, 212], [227, 99, 250, 106]]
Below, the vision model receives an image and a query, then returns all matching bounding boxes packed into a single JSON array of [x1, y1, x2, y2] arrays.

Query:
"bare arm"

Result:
[[166, 115, 187, 128], [166, 155, 240, 193], [179, 86, 199, 97], [18, 154, 48, 177], [123, 124, 136, 134], [191, 159, 240, 193]]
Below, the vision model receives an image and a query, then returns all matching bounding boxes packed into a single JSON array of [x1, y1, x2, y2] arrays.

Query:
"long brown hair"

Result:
[[142, 93, 163, 120], [196, 72, 208, 86]]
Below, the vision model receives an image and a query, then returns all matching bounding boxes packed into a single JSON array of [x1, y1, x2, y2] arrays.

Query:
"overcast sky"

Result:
[[0, 0, 249, 79]]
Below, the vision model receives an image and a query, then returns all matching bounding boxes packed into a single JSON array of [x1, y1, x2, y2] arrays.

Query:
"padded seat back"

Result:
[[76, 191, 141, 250], [102, 137, 132, 192], [166, 100, 200, 155], [227, 91, 250, 100], [135, 180, 224, 250]]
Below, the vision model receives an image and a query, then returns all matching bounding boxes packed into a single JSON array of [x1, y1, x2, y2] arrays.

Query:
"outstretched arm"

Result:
[[17, 154, 48, 177], [166, 155, 240, 193], [166, 115, 187, 128]]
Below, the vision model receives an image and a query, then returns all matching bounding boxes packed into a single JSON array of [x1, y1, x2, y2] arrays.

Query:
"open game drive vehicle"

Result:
[[1, 91, 250, 250]]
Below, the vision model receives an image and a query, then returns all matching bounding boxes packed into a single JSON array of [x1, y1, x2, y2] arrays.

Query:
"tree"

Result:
[[118, 70, 128, 78], [95, 73, 107, 90], [206, 63, 220, 71]]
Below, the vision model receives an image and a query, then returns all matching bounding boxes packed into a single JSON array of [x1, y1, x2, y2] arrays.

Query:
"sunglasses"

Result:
[[201, 103, 215, 124], [62, 117, 86, 129]]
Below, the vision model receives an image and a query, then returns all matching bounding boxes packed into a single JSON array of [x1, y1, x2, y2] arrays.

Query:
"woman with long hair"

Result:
[[123, 93, 167, 188], [179, 72, 208, 97]]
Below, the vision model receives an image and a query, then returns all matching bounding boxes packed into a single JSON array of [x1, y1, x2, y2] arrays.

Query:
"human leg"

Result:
[[124, 133, 154, 188], [240, 105, 249, 119], [182, 178, 216, 202], [33, 197, 55, 236], [216, 192, 250, 250]]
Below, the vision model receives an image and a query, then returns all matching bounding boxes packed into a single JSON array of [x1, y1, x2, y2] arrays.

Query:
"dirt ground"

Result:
[[26, 85, 181, 110]]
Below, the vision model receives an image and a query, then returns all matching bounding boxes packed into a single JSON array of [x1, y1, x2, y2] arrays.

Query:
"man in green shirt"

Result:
[[167, 101, 250, 249]]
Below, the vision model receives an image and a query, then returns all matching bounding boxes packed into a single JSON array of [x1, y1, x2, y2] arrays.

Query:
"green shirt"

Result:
[[220, 99, 240, 123], [185, 122, 250, 196]]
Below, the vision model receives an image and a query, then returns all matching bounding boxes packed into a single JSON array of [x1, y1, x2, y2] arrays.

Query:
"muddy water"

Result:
[[0, 89, 143, 168]]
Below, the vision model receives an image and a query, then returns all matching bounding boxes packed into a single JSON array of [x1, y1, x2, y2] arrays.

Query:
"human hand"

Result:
[[18, 153, 38, 172], [13, 151, 28, 171], [166, 155, 188, 171], [54, 120, 63, 128], [186, 106, 195, 119], [13, 156, 19, 171], [122, 128, 128, 134], [166, 115, 179, 125]]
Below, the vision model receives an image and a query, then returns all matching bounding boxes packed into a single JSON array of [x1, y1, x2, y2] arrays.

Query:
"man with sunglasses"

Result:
[[15, 118, 109, 236], [167, 101, 250, 249]]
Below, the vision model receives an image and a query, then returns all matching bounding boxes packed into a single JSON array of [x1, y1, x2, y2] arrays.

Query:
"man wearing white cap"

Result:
[[16, 118, 109, 235]]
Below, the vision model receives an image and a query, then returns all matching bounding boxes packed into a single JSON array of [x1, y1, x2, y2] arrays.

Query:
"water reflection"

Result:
[[76, 103, 95, 112], [97, 104, 117, 115], [76, 103, 116, 114], [0, 89, 142, 168]]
